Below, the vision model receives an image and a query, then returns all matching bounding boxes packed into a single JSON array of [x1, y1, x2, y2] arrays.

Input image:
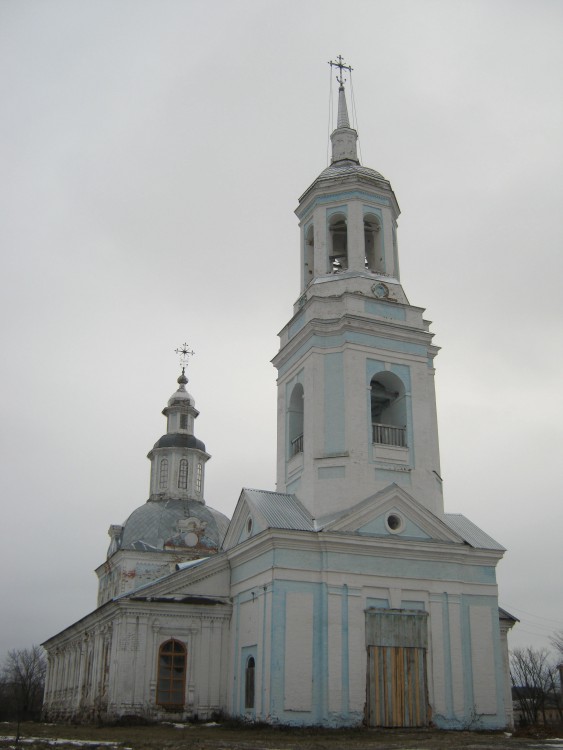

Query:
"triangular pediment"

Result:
[[222, 489, 266, 551], [320, 484, 464, 544], [222, 488, 314, 551]]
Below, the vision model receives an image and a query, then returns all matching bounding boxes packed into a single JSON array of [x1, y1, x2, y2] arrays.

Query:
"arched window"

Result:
[[245, 656, 255, 709], [156, 639, 186, 707], [288, 383, 304, 456], [195, 462, 203, 493], [329, 213, 348, 273], [370, 372, 407, 447], [178, 459, 188, 489], [364, 214, 384, 273], [159, 459, 169, 489]]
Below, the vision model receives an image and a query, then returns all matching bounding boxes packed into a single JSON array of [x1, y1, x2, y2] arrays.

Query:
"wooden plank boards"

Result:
[[367, 646, 428, 727]]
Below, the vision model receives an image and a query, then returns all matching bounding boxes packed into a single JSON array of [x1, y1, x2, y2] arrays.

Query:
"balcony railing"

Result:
[[291, 434, 304, 456], [372, 423, 407, 448]]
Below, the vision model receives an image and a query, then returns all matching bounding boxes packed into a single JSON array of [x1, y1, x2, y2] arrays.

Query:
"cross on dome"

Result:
[[175, 342, 195, 378], [328, 55, 353, 88]]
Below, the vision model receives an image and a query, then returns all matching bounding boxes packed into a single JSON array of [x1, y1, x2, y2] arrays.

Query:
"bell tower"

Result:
[[273, 58, 443, 520]]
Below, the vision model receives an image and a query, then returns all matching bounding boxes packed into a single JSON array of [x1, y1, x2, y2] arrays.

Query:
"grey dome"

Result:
[[153, 433, 206, 452], [168, 389, 195, 407], [318, 162, 386, 182], [117, 498, 230, 554], [299, 160, 390, 204]]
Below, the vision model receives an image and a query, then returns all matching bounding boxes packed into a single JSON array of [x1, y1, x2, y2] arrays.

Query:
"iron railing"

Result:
[[291, 434, 304, 456], [372, 423, 407, 448]]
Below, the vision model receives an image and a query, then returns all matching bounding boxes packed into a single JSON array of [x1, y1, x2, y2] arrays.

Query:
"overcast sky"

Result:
[[1, 0, 562, 662]]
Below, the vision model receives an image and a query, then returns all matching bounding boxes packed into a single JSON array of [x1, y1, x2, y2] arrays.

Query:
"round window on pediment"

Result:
[[386, 512, 404, 534], [247, 517, 253, 535]]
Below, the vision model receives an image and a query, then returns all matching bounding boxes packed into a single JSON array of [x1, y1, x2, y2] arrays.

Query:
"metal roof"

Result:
[[152, 433, 206, 451], [242, 488, 315, 531], [443, 513, 505, 551], [117, 498, 230, 555], [317, 163, 386, 182]]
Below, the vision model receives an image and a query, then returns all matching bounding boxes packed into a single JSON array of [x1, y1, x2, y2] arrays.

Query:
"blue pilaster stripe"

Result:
[[341, 585, 350, 716], [442, 593, 454, 718]]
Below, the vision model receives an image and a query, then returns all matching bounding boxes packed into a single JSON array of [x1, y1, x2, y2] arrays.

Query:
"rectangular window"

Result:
[[196, 463, 202, 493], [159, 459, 168, 489], [180, 414, 188, 430], [178, 459, 188, 490]]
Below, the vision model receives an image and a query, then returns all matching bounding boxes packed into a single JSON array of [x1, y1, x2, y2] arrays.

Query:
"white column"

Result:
[[313, 205, 328, 276], [347, 200, 364, 272]]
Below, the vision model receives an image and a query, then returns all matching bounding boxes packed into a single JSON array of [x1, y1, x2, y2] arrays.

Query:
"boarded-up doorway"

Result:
[[366, 609, 429, 727]]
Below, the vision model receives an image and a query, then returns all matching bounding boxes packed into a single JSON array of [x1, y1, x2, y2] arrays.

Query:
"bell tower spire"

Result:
[[329, 56, 359, 164]]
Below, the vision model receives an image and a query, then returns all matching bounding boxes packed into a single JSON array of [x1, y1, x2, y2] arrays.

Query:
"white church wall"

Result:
[[44, 598, 231, 723], [284, 591, 314, 712], [227, 531, 508, 728]]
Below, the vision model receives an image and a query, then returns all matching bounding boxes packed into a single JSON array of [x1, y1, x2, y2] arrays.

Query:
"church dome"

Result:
[[168, 370, 195, 407], [318, 161, 386, 182], [117, 498, 230, 554], [300, 161, 390, 203], [152, 433, 206, 451]]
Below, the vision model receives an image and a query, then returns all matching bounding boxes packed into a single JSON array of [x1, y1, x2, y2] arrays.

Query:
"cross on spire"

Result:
[[175, 342, 195, 374], [329, 55, 353, 88]]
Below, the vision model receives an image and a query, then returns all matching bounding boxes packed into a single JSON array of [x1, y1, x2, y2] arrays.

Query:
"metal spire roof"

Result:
[[337, 85, 351, 129]]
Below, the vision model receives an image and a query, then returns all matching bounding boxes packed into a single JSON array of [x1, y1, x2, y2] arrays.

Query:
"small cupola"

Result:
[[147, 346, 211, 503], [163, 368, 198, 434]]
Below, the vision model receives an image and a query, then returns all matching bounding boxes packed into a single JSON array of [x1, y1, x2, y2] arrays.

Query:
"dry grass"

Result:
[[0, 721, 561, 750]]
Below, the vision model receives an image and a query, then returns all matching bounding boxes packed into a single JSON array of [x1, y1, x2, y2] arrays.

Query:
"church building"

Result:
[[42, 61, 515, 729]]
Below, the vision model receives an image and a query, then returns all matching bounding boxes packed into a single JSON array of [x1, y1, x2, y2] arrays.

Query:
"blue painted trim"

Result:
[[442, 593, 454, 718], [318, 466, 345, 479], [341, 585, 350, 718], [296, 189, 391, 221], [326, 204, 347, 219], [324, 352, 345, 454], [362, 205, 383, 219], [366, 360, 414, 468], [461, 596, 475, 717], [288, 312, 306, 338], [364, 300, 406, 320], [285, 372, 305, 465], [269, 581, 285, 720], [286, 477, 301, 494], [277, 331, 428, 378], [231, 546, 497, 587], [266, 580, 330, 724], [261, 588, 267, 721], [232, 594, 241, 713], [461, 594, 506, 727], [315, 581, 328, 722]]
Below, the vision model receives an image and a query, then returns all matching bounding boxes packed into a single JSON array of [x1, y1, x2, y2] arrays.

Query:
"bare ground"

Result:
[[1, 721, 562, 750]]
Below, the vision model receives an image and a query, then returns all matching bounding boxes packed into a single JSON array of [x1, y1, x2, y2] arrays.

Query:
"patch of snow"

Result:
[[0, 738, 124, 748]]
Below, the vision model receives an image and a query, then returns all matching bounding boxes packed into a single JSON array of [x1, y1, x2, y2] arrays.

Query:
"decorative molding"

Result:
[[374, 462, 412, 472], [297, 190, 391, 220]]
